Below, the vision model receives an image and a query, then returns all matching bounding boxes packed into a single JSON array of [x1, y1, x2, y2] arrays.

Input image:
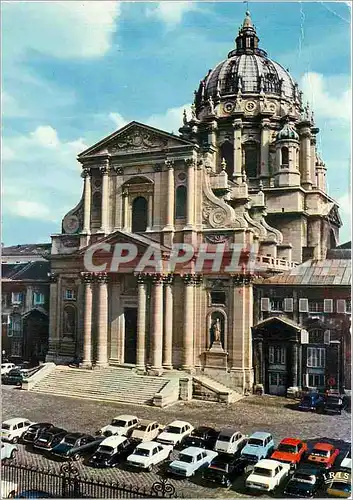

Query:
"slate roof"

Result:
[[1, 261, 50, 281], [260, 258, 351, 286], [2, 243, 51, 257]]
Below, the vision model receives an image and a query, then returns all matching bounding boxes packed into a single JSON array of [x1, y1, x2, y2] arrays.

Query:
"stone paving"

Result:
[[2, 385, 351, 498]]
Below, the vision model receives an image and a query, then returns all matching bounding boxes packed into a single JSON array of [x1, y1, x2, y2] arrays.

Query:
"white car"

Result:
[[157, 420, 194, 447], [1, 363, 15, 375], [1, 480, 18, 498], [168, 446, 218, 477], [214, 429, 248, 455], [1, 442, 18, 460], [97, 415, 139, 437], [341, 448, 352, 470], [130, 420, 164, 443], [127, 441, 173, 471], [246, 459, 291, 492], [2, 418, 33, 443]]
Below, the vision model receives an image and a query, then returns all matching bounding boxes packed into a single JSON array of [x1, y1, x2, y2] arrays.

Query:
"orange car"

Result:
[[271, 438, 307, 468], [307, 442, 340, 469]]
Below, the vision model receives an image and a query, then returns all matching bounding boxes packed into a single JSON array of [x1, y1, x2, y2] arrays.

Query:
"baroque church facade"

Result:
[[46, 12, 343, 394]]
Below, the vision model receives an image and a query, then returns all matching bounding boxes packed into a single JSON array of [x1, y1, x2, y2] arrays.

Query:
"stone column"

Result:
[[185, 159, 195, 229], [81, 273, 93, 367], [122, 189, 129, 231], [291, 341, 299, 387], [82, 168, 91, 233], [182, 275, 195, 371], [96, 273, 109, 367], [136, 275, 147, 370], [260, 119, 270, 179], [100, 162, 110, 233], [163, 275, 174, 369], [46, 274, 59, 361], [233, 119, 243, 183], [151, 275, 163, 374], [299, 125, 312, 189], [164, 160, 175, 231]]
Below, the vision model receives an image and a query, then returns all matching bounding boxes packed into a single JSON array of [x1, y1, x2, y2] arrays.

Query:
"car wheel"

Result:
[[73, 453, 80, 461], [147, 464, 153, 472], [10, 449, 17, 460], [8, 490, 16, 498], [12, 437, 19, 444], [16, 381, 21, 387], [225, 479, 231, 488]]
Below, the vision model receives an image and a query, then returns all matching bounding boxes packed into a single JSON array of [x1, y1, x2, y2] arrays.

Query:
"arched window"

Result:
[[281, 146, 289, 166], [175, 186, 187, 219], [220, 141, 234, 179], [243, 142, 259, 178], [132, 196, 148, 232]]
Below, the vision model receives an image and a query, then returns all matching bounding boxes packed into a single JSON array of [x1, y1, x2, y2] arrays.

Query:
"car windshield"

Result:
[[135, 425, 148, 432], [330, 482, 351, 492], [39, 433, 52, 441], [111, 420, 126, 427], [63, 436, 77, 446], [191, 430, 205, 438], [210, 458, 229, 470], [134, 448, 150, 457], [278, 444, 297, 453], [248, 438, 264, 446], [294, 473, 315, 484], [217, 434, 231, 442], [311, 449, 329, 457], [2, 424, 11, 430], [327, 397, 341, 404], [165, 426, 182, 434], [98, 446, 114, 454], [8, 370, 20, 375], [253, 467, 273, 477], [178, 454, 194, 464]]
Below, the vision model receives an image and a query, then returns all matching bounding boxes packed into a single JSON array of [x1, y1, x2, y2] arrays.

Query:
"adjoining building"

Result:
[[42, 12, 348, 394]]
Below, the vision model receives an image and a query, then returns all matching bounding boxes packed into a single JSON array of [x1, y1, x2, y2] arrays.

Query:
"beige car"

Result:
[[130, 420, 164, 443]]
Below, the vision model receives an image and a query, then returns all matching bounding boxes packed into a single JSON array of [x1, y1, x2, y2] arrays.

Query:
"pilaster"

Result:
[[162, 274, 174, 369], [96, 272, 109, 367], [150, 274, 164, 375], [136, 274, 148, 371], [233, 119, 243, 184], [99, 160, 110, 233], [82, 167, 92, 234], [80, 272, 94, 368]]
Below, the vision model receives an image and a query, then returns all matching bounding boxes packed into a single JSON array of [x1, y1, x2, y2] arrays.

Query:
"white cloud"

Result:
[[3, 1, 121, 60], [146, 1, 198, 27], [109, 112, 128, 130], [300, 72, 351, 122], [9, 201, 58, 223], [31, 126, 60, 148]]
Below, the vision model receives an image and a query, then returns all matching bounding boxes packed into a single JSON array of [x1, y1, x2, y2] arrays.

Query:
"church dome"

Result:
[[195, 11, 298, 108], [276, 121, 300, 141]]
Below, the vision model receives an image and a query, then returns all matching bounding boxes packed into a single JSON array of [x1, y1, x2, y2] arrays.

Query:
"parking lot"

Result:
[[2, 385, 351, 498]]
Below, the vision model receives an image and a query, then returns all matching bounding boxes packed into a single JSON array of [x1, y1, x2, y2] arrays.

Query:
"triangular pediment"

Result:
[[80, 230, 171, 255], [78, 121, 194, 159], [253, 316, 302, 332]]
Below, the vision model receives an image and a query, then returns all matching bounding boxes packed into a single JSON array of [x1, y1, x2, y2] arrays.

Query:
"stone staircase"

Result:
[[192, 373, 243, 404], [30, 366, 172, 406]]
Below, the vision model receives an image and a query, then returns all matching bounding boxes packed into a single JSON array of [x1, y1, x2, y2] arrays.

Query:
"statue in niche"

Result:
[[212, 318, 222, 343], [63, 306, 76, 336]]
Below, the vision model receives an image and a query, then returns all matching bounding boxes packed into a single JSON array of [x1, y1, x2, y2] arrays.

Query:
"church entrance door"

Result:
[[124, 308, 137, 364]]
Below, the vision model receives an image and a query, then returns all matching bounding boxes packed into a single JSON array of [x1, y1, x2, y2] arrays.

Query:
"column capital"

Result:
[[48, 273, 58, 283], [80, 272, 94, 284], [232, 119, 243, 130], [182, 273, 202, 286], [99, 161, 110, 175], [232, 274, 255, 286], [153, 163, 163, 172], [163, 274, 175, 285], [260, 118, 271, 129], [96, 272, 109, 284], [165, 159, 175, 169], [81, 167, 91, 178], [136, 273, 149, 285], [113, 165, 124, 175], [184, 158, 196, 168], [152, 273, 164, 284]]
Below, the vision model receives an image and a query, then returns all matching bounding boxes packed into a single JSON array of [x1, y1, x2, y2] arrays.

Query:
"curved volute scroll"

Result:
[[62, 191, 84, 235]]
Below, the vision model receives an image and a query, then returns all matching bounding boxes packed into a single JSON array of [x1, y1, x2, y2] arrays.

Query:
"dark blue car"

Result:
[[297, 393, 325, 411]]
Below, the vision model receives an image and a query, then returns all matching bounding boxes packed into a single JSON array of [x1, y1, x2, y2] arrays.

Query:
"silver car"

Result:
[[1, 442, 18, 460]]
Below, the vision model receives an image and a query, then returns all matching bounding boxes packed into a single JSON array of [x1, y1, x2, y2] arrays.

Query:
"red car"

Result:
[[306, 442, 340, 469], [271, 438, 307, 468]]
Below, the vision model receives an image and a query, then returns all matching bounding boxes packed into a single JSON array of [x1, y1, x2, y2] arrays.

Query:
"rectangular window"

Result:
[[269, 346, 286, 365], [308, 330, 324, 344], [307, 347, 325, 368], [33, 293, 45, 305], [308, 373, 325, 388], [324, 299, 333, 313], [210, 291, 226, 305], [11, 292, 23, 305], [299, 298, 309, 313], [346, 300, 351, 313], [284, 298, 294, 312], [308, 301, 324, 313], [270, 299, 283, 311], [64, 289, 76, 300], [261, 298, 270, 312]]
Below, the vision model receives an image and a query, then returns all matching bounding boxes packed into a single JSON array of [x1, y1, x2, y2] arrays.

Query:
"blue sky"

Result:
[[2, 1, 351, 245]]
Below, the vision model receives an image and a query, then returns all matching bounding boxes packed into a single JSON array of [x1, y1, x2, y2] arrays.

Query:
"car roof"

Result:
[[138, 420, 157, 426], [255, 459, 280, 469], [64, 432, 88, 439], [296, 464, 322, 474], [3, 418, 31, 425], [249, 431, 271, 440], [312, 442, 334, 451], [136, 441, 159, 450], [46, 427, 66, 433], [280, 438, 303, 445], [167, 420, 191, 427], [219, 428, 238, 437], [180, 447, 206, 456], [112, 415, 138, 421], [194, 426, 215, 432], [100, 435, 127, 447]]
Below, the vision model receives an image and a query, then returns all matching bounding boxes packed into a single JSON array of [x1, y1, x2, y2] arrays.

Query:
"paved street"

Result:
[[2, 385, 351, 498]]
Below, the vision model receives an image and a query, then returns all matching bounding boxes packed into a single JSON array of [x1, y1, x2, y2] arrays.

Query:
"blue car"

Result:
[[240, 431, 275, 464], [297, 393, 325, 411]]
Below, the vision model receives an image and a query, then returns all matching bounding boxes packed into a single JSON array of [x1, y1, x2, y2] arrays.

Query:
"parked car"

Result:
[[96, 415, 139, 438], [15, 491, 55, 498], [214, 429, 247, 455], [298, 392, 325, 412], [283, 464, 324, 497], [51, 433, 100, 461], [22, 423, 54, 445], [168, 446, 218, 477], [130, 420, 164, 443], [183, 427, 218, 450], [326, 470, 351, 498], [1, 480, 18, 498], [271, 438, 307, 468], [306, 442, 340, 469], [2, 418, 33, 443], [320, 395, 344, 415], [245, 458, 291, 492], [1, 363, 15, 375], [240, 432, 275, 464], [157, 420, 194, 447], [33, 427, 68, 452], [2, 369, 26, 386], [203, 454, 247, 487], [340, 448, 352, 470], [88, 435, 136, 468], [1, 442, 18, 460], [127, 441, 173, 471]]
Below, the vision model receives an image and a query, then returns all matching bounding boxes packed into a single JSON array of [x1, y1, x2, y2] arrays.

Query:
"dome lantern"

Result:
[[234, 10, 260, 55]]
